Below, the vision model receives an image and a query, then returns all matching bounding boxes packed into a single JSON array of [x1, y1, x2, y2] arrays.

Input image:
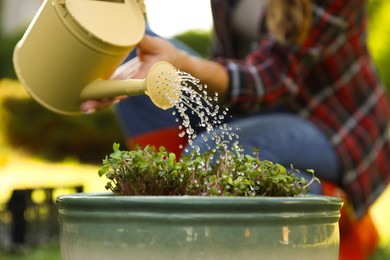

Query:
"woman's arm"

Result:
[[131, 35, 230, 102]]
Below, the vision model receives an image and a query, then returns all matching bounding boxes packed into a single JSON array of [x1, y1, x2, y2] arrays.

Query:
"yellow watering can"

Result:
[[13, 0, 180, 115]]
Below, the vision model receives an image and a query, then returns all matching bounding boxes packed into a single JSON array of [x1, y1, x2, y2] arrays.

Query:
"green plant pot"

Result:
[[57, 193, 343, 260]]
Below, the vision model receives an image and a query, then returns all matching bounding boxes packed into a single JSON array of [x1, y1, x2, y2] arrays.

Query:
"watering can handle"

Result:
[[80, 79, 146, 100]]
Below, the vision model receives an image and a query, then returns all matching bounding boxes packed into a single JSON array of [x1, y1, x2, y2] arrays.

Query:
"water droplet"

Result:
[[161, 70, 241, 163]]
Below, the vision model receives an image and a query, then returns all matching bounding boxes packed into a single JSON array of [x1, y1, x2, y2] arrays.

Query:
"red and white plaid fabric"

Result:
[[210, 0, 390, 218]]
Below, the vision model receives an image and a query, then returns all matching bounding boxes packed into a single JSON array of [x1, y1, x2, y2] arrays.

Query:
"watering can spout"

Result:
[[80, 61, 182, 110], [80, 79, 146, 100]]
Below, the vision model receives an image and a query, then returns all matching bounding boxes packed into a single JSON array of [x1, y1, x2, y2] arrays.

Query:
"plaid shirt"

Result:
[[211, 0, 390, 218]]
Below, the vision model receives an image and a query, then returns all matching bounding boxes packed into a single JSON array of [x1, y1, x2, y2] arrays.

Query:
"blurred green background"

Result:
[[0, 0, 390, 259]]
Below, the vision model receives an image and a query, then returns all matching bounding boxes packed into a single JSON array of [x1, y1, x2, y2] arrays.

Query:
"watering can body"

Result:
[[13, 0, 146, 115]]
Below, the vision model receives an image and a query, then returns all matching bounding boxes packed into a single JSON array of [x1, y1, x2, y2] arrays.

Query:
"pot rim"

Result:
[[57, 192, 343, 207], [57, 192, 343, 224]]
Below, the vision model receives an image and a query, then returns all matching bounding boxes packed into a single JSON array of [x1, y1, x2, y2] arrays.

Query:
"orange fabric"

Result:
[[339, 213, 379, 260], [322, 180, 379, 260], [127, 127, 187, 158]]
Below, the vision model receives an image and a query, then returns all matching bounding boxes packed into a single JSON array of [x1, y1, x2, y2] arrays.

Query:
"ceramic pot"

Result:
[[57, 193, 343, 260]]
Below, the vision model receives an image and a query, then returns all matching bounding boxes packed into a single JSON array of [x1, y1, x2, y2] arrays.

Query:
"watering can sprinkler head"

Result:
[[144, 61, 182, 110]]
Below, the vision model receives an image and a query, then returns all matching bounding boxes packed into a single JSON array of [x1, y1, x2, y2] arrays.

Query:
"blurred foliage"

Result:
[[0, 80, 125, 164], [367, 0, 390, 93], [173, 29, 212, 58], [0, 29, 24, 79], [371, 240, 390, 260], [0, 243, 61, 260]]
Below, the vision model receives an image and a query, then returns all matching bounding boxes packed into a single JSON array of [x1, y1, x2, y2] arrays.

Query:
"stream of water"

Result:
[[169, 69, 241, 155]]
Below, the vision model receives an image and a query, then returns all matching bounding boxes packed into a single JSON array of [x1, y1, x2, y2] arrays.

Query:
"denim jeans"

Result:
[[187, 113, 341, 194]]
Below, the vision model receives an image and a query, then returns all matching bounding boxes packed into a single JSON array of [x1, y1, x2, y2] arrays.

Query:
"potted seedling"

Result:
[[57, 143, 343, 260], [56, 58, 342, 259]]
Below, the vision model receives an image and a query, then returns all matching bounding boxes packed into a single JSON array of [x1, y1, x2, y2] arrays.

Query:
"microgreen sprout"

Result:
[[99, 143, 319, 197]]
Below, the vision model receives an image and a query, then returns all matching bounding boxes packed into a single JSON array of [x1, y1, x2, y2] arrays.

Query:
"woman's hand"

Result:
[[79, 58, 140, 113], [133, 35, 229, 102], [129, 35, 187, 79], [80, 35, 185, 113]]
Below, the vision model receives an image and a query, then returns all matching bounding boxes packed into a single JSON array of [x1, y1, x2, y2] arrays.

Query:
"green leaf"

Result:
[[113, 143, 120, 151]]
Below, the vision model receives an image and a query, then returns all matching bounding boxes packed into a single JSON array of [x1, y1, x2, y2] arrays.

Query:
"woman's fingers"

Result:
[[80, 96, 126, 114], [111, 57, 141, 80]]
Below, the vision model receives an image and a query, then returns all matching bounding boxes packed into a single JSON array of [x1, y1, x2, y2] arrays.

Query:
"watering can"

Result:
[[13, 0, 180, 115]]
